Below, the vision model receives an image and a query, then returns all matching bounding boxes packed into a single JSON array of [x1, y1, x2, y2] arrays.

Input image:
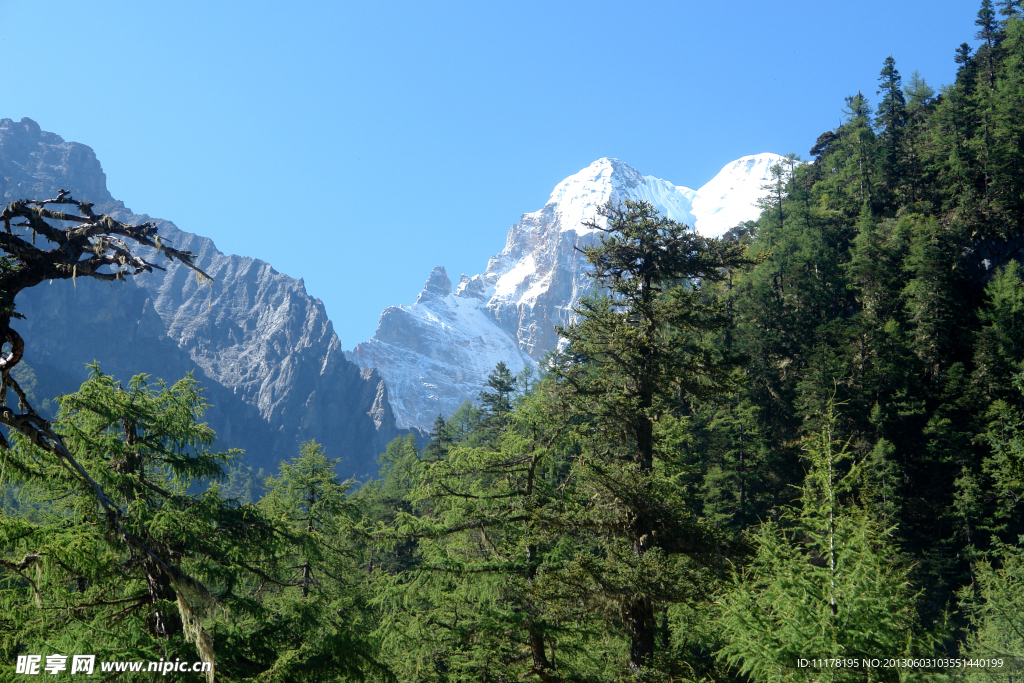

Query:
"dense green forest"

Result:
[[4, 3, 1024, 681]]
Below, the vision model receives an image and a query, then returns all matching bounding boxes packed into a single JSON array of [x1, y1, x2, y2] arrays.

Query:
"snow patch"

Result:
[[493, 253, 537, 299]]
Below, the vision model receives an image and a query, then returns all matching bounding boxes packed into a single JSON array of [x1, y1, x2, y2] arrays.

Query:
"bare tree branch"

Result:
[[0, 191, 214, 593]]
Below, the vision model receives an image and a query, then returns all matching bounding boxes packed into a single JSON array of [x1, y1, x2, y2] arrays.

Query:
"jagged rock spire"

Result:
[[416, 266, 452, 304]]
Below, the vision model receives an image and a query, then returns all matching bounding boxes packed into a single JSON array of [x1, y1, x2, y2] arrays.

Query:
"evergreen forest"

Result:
[[4, 3, 1024, 681]]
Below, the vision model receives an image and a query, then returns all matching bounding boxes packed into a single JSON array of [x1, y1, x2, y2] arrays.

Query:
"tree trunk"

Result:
[[528, 623, 551, 671], [626, 596, 656, 672]]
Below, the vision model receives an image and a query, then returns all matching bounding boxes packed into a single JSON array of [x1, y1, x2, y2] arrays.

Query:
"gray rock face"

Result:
[[417, 266, 452, 303], [351, 266, 535, 430], [1, 117, 403, 477]]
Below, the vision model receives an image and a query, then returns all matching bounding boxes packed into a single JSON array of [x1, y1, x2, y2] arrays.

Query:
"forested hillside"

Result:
[[3, 3, 1024, 682]]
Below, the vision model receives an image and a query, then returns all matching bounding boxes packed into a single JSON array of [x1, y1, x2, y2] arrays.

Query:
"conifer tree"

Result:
[[717, 405, 934, 682], [836, 92, 878, 210], [974, 261, 1024, 400], [903, 71, 935, 201], [978, 0, 1001, 55], [0, 194, 394, 682], [369, 383, 585, 681], [902, 217, 966, 381], [0, 371, 282, 680], [693, 396, 770, 537], [998, 0, 1022, 25], [876, 56, 909, 206], [980, 372, 1024, 536], [478, 361, 517, 439], [423, 414, 452, 462], [904, 70, 936, 113], [358, 435, 427, 579], [959, 384, 1024, 680], [255, 441, 392, 682], [757, 161, 790, 230], [990, 14, 1024, 232], [958, 547, 1024, 681], [982, 0, 1002, 35], [551, 199, 748, 676]]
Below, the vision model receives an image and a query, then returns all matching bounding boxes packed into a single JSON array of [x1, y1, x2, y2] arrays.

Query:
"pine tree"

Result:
[[958, 546, 1024, 681], [978, 0, 1001, 56], [478, 361, 518, 439], [256, 441, 394, 682], [974, 261, 1024, 400], [694, 395, 770, 536], [959, 385, 1024, 680], [422, 414, 452, 462], [551, 199, 748, 676], [369, 387, 586, 681], [903, 71, 935, 201], [359, 434, 426, 576], [904, 70, 936, 113], [757, 160, 791, 230], [998, 0, 1022, 25], [902, 217, 966, 381], [837, 92, 878, 210], [0, 371, 265, 680], [990, 14, 1024, 233], [876, 56, 909, 205], [979, 372, 1024, 538]]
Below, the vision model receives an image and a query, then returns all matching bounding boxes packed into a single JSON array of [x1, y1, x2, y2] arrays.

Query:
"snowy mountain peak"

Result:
[[551, 157, 646, 199], [416, 266, 453, 304], [353, 153, 785, 430], [691, 153, 786, 236], [544, 157, 697, 235]]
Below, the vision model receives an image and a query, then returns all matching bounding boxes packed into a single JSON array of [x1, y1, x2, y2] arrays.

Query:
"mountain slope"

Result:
[[353, 154, 782, 430], [1, 117, 403, 477]]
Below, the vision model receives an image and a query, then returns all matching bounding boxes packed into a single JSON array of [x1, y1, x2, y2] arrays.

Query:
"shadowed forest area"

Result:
[[4, 3, 1024, 681]]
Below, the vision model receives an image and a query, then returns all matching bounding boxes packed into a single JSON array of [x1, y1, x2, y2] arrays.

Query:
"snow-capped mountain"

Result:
[[691, 154, 789, 236], [351, 154, 783, 431]]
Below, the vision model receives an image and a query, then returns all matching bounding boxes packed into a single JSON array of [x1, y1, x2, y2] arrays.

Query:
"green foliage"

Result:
[[877, 56, 909, 205], [253, 441, 392, 682], [958, 546, 1024, 682], [0, 371, 392, 682], [477, 361, 517, 441], [0, 369, 252, 677], [905, 70, 936, 113], [717, 406, 934, 682], [548, 199, 749, 678], [960, 388, 1024, 682]]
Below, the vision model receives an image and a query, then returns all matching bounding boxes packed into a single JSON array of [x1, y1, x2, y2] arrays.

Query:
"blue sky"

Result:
[[2, 0, 982, 347]]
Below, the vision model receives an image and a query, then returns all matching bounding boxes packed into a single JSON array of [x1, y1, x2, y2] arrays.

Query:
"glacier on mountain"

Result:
[[351, 154, 784, 431]]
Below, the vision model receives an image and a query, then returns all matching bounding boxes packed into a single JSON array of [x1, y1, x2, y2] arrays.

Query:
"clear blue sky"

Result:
[[1, 0, 982, 347]]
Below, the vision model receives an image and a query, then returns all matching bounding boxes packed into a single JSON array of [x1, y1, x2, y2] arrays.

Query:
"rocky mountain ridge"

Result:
[[1, 117, 403, 477]]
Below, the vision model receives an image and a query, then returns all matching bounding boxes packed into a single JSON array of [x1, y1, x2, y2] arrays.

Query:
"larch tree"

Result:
[[0, 192, 226, 677], [717, 405, 935, 683]]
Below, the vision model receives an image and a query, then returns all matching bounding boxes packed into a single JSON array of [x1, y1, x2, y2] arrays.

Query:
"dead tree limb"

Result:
[[0, 189, 213, 594]]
